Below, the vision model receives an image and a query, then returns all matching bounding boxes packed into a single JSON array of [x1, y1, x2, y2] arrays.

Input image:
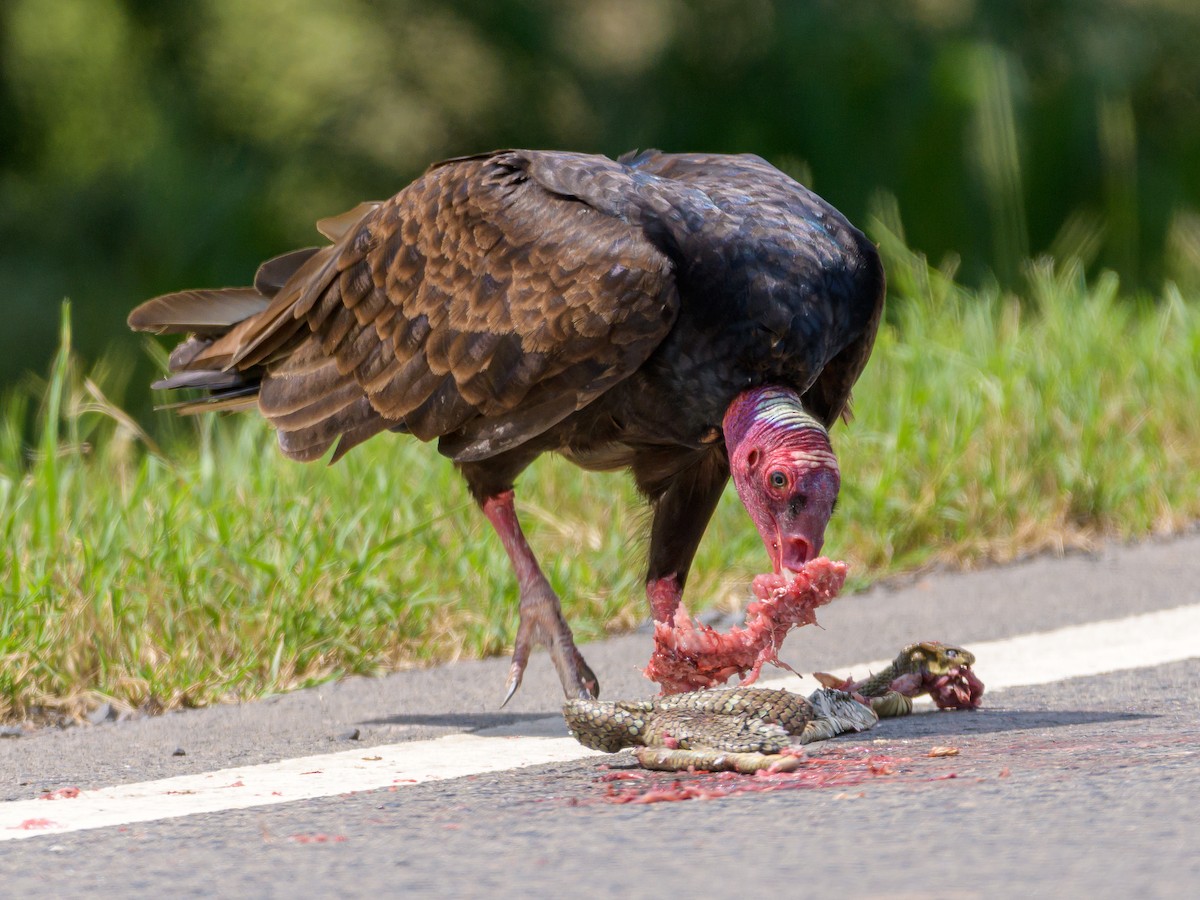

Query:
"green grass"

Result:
[[4, 250, 1200, 721]]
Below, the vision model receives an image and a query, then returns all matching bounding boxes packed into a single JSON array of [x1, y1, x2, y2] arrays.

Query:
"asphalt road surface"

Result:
[[2, 533, 1198, 898]]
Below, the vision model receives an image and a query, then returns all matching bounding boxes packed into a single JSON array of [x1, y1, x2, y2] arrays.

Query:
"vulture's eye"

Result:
[[768, 470, 788, 489]]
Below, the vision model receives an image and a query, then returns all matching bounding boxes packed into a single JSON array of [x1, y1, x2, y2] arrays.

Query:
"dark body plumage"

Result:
[[130, 149, 884, 702]]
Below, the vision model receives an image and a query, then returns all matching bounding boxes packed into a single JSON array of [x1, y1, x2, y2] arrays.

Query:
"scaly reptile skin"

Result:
[[563, 642, 980, 773], [565, 688, 814, 755]]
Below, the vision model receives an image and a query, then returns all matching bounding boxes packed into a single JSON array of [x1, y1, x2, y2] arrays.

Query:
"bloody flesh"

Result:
[[820, 651, 986, 710], [923, 666, 985, 709], [599, 750, 913, 804], [644, 557, 848, 694]]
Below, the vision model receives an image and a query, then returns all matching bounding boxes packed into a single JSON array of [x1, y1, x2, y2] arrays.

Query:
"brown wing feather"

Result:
[[160, 151, 680, 462], [348, 153, 679, 458]]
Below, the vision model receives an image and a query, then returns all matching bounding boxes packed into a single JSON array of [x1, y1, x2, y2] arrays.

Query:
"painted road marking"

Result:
[[1, 733, 600, 842], [763, 601, 1200, 696], [3, 603, 1198, 841]]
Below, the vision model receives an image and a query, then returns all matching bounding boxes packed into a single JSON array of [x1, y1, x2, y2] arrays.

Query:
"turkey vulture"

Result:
[[128, 149, 884, 704]]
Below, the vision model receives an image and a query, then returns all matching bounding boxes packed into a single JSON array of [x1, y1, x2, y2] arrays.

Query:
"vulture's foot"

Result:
[[479, 488, 599, 705], [502, 579, 599, 707]]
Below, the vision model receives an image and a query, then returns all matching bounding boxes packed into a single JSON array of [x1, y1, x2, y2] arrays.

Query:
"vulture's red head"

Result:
[[723, 386, 840, 574]]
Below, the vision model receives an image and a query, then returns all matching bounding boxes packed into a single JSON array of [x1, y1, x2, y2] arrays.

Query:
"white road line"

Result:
[[1, 734, 601, 843], [3, 603, 1198, 842], [760, 602, 1200, 695]]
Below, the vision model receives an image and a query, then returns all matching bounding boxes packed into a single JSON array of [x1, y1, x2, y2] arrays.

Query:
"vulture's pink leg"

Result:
[[482, 490, 598, 705]]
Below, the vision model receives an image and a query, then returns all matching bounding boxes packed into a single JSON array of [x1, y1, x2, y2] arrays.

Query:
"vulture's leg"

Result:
[[639, 453, 730, 623], [460, 458, 598, 705], [481, 491, 598, 704]]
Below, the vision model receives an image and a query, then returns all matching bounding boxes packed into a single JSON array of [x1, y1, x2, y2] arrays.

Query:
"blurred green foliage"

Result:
[[3, 0, 1200, 387]]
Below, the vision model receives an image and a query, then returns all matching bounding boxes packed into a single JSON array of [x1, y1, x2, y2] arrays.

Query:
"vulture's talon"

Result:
[[500, 664, 524, 709], [576, 655, 600, 700], [500, 637, 595, 705], [547, 631, 599, 702]]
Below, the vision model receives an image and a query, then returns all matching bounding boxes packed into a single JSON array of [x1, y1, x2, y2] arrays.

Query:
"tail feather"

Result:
[[254, 247, 321, 295], [131, 199, 397, 463], [151, 370, 247, 391], [316, 202, 382, 241], [127, 288, 270, 335], [156, 390, 261, 416], [149, 359, 263, 415]]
